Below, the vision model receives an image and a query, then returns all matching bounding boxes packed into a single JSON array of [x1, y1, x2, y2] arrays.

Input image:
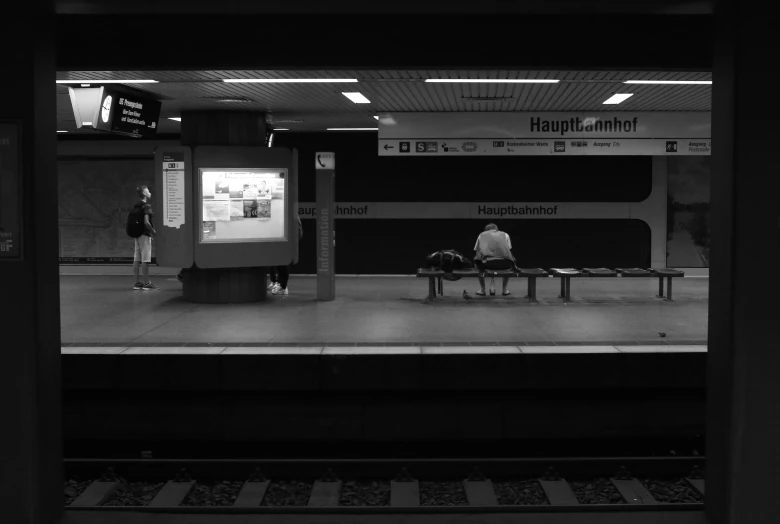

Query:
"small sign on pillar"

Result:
[[316, 152, 335, 301]]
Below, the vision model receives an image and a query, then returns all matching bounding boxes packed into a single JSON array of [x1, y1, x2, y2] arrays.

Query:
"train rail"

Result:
[[64, 456, 705, 513]]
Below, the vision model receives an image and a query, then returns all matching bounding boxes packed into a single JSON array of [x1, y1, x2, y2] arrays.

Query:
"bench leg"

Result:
[[527, 277, 538, 303], [428, 278, 436, 301], [657, 276, 665, 298], [559, 278, 565, 299], [564, 277, 572, 303], [437, 276, 443, 296], [665, 277, 674, 302]]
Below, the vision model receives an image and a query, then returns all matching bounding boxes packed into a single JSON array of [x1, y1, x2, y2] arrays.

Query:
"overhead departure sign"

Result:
[[94, 86, 161, 137], [68, 85, 161, 138], [377, 112, 711, 156]]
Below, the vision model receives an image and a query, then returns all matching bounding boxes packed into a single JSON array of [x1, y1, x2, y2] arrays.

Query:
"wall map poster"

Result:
[[0, 122, 22, 260], [58, 158, 156, 263]]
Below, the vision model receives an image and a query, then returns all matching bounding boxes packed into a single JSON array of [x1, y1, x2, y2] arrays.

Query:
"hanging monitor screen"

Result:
[[198, 168, 287, 243]]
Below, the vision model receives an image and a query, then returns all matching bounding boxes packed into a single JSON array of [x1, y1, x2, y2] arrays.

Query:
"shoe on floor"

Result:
[[272, 286, 288, 296], [133, 282, 144, 290], [142, 282, 160, 291], [267, 282, 278, 291]]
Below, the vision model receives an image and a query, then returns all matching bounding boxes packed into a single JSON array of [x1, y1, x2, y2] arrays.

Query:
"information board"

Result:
[[199, 168, 287, 243], [0, 121, 21, 260], [93, 86, 161, 138]]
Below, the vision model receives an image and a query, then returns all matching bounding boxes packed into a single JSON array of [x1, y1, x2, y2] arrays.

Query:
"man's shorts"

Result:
[[133, 235, 152, 263]]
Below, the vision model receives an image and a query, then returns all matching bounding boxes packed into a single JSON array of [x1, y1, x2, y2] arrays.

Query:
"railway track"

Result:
[[64, 456, 705, 513]]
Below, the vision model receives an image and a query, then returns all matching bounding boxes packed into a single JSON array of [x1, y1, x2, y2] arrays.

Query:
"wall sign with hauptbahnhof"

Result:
[[377, 112, 711, 156]]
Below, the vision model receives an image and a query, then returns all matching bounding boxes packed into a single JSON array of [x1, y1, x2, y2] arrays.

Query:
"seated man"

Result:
[[473, 223, 516, 296]]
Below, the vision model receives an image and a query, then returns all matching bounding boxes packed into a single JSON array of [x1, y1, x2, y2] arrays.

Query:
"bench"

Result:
[[416, 268, 549, 302], [418, 267, 686, 302], [548, 267, 686, 302]]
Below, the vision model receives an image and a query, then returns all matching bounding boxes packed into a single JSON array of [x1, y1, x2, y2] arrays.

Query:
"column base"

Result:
[[182, 267, 267, 303]]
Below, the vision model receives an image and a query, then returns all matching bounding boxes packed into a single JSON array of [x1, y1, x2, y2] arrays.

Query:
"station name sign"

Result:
[[377, 112, 711, 156]]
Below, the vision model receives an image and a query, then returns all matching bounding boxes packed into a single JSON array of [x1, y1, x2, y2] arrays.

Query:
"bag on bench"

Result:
[[424, 249, 474, 281]]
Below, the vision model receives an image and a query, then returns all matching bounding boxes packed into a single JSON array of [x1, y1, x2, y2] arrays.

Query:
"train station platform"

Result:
[[60, 275, 708, 346]]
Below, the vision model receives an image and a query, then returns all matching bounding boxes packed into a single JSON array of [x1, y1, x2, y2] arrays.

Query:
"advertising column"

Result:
[[316, 152, 335, 300]]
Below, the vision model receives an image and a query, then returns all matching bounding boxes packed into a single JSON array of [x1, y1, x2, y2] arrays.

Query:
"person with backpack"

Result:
[[126, 184, 159, 290], [268, 215, 303, 296]]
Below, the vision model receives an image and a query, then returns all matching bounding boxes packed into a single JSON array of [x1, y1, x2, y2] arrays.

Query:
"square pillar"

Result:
[[707, 1, 780, 523], [0, 3, 62, 524]]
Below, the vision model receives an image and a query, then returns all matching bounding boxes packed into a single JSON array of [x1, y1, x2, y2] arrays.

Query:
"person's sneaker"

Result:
[[133, 281, 144, 290], [142, 282, 160, 291], [267, 282, 278, 291], [272, 286, 288, 296]]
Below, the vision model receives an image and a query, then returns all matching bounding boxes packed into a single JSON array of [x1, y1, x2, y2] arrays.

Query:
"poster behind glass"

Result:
[[200, 168, 287, 243]]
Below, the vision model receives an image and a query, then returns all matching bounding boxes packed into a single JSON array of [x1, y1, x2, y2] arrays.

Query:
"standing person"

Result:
[[130, 185, 159, 290], [269, 216, 303, 296], [473, 223, 516, 296]]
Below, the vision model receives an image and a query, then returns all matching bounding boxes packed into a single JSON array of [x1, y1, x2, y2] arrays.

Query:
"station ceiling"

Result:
[[56, 70, 712, 135]]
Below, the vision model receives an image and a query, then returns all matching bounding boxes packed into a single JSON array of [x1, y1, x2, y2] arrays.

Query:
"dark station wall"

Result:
[[275, 132, 653, 274]]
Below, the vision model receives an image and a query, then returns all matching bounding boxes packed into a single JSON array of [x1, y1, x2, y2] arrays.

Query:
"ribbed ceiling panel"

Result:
[[55, 70, 712, 133]]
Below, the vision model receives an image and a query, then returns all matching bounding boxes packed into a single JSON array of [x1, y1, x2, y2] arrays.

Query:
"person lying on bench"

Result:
[[473, 223, 516, 296]]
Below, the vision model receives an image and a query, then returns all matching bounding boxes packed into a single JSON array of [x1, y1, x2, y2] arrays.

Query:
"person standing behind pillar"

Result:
[[269, 215, 303, 296], [129, 185, 159, 290]]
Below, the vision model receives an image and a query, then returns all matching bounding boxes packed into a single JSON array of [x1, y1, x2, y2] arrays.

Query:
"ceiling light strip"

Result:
[[223, 78, 358, 83], [342, 92, 371, 104], [624, 80, 712, 85], [327, 128, 378, 131], [603, 93, 634, 104], [425, 79, 559, 83], [56, 80, 159, 84]]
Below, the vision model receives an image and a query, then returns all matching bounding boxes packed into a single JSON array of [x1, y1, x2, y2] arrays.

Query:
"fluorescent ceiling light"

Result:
[[223, 78, 358, 83], [273, 128, 289, 131], [56, 80, 159, 84], [603, 93, 634, 105], [373, 116, 379, 120], [57, 130, 68, 133], [425, 79, 559, 83], [327, 128, 378, 131], [168, 117, 181, 122], [82, 122, 93, 126], [342, 92, 371, 104], [624, 80, 712, 85]]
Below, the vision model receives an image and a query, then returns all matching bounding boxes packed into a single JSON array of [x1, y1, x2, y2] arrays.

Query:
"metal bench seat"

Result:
[[582, 268, 618, 277], [650, 268, 686, 301], [616, 268, 652, 277]]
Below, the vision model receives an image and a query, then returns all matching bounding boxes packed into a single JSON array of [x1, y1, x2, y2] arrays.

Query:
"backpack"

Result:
[[424, 249, 474, 281], [126, 204, 146, 238]]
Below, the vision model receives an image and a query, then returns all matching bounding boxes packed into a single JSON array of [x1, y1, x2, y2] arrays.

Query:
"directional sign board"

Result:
[[315, 152, 335, 170]]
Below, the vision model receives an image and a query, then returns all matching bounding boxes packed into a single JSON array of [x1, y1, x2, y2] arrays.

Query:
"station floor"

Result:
[[60, 275, 708, 346]]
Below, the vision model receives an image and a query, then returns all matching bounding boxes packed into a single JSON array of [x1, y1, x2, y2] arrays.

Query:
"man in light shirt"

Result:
[[473, 223, 516, 296]]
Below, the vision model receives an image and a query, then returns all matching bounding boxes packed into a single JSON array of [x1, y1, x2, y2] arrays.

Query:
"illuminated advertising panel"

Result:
[[198, 168, 287, 243]]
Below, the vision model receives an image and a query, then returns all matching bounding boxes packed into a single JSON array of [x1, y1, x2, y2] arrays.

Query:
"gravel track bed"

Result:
[[640, 478, 703, 503], [102, 481, 165, 506], [419, 481, 468, 506], [261, 481, 313, 506], [494, 480, 549, 505], [338, 480, 390, 506], [569, 478, 626, 504], [181, 481, 245, 506], [64, 479, 94, 506]]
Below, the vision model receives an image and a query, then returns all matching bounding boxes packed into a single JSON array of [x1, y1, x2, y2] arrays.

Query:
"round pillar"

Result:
[[180, 110, 269, 303]]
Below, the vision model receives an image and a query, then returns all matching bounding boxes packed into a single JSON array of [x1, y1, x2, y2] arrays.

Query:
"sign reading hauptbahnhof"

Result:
[[377, 112, 711, 156]]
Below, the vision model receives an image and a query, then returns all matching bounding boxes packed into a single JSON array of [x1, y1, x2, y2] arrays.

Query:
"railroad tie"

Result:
[[538, 480, 579, 505], [148, 480, 196, 506], [233, 480, 271, 507], [463, 479, 498, 506], [69, 480, 122, 507], [308, 481, 342, 506], [390, 480, 420, 506], [609, 478, 659, 504], [685, 478, 705, 496]]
